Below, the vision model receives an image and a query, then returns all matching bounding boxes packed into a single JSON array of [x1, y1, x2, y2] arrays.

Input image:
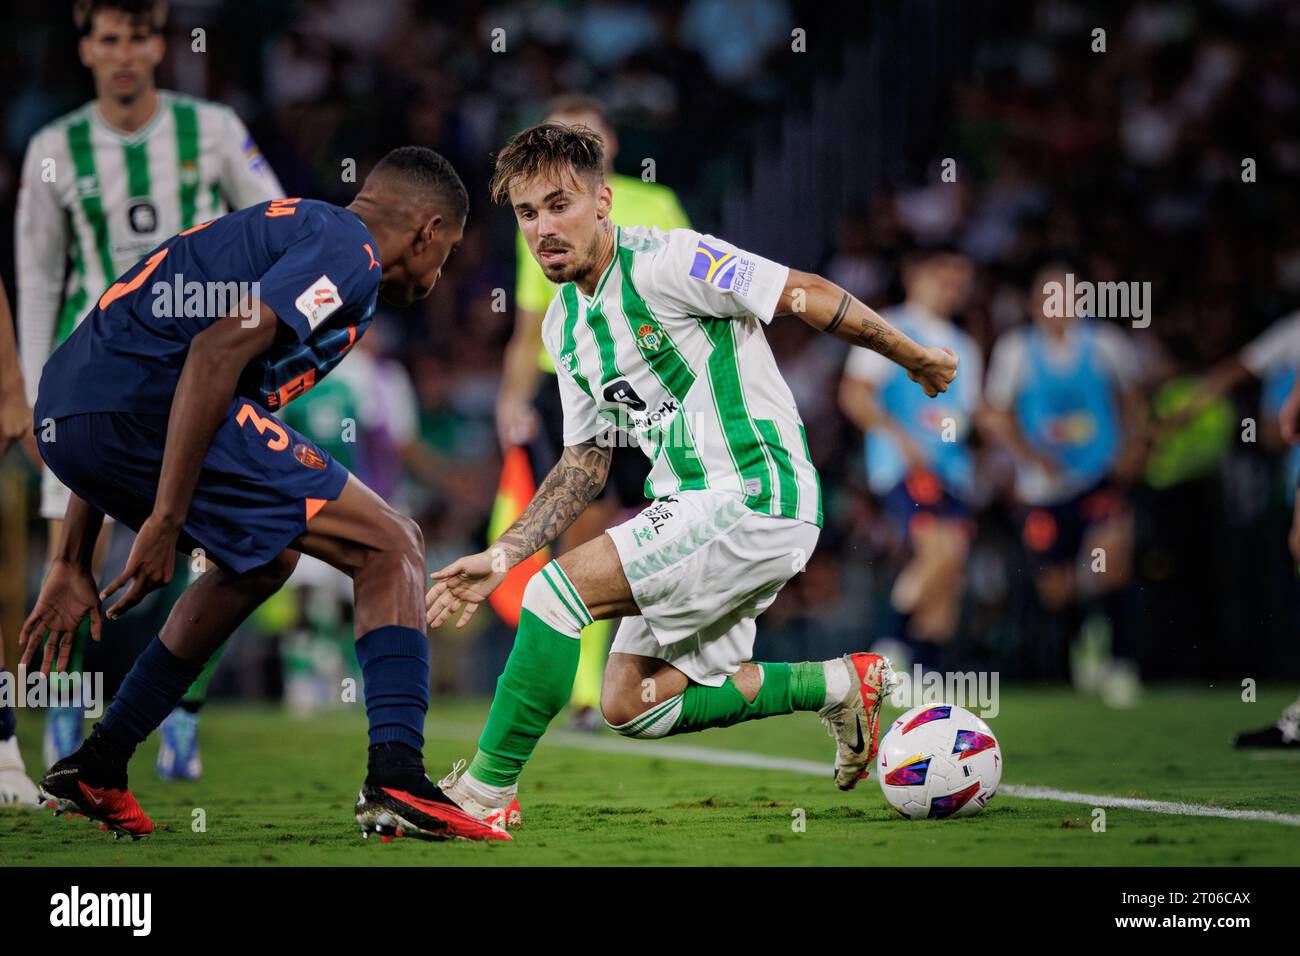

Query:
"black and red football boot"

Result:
[[355, 743, 510, 843], [38, 724, 153, 841]]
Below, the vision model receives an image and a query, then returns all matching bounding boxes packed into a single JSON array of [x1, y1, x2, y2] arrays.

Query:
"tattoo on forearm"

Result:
[[493, 440, 611, 565], [825, 292, 851, 335], [822, 292, 898, 358], [851, 316, 898, 357]]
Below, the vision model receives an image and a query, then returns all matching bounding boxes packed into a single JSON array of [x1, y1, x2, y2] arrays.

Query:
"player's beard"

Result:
[[112, 85, 143, 106], [103, 69, 147, 107], [541, 228, 606, 286]]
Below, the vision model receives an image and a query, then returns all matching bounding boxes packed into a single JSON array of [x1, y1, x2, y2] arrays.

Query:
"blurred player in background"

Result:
[[495, 94, 692, 730], [427, 124, 958, 828], [982, 261, 1147, 707], [1232, 366, 1300, 748], [1179, 313, 1300, 747], [16, 0, 284, 773], [839, 246, 981, 675], [1232, 368, 1300, 748], [1171, 309, 1300, 508], [0, 280, 40, 807], [22, 148, 502, 841]]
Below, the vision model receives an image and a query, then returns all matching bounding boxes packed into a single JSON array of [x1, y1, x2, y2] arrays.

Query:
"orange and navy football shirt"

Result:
[[37, 198, 380, 420]]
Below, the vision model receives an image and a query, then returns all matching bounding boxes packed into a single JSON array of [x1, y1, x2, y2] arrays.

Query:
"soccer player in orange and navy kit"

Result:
[[20, 147, 506, 842]]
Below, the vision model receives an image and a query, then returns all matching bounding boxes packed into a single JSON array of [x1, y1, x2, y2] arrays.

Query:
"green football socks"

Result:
[[610, 661, 828, 739], [466, 563, 589, 787]]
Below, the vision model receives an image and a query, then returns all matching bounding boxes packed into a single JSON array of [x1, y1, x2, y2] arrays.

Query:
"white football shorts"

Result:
[[606, 489, 820, 687]]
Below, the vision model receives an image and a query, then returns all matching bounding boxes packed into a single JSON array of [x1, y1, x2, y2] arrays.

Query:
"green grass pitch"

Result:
[[3, 686, 1298, 865]]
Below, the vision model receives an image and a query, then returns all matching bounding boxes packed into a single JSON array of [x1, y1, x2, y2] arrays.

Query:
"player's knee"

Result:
[[392, 511, 424, 563], [599, 688, 636, 730], [359, 508, 423, 581], [600, 656, 657, 729], [390, 513, 425, 583], [602, 691, 683, 738], [600, 664, 676, 733]]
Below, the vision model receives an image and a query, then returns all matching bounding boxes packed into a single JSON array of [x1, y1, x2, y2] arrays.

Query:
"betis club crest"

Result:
[[637, 323, 662, 351]]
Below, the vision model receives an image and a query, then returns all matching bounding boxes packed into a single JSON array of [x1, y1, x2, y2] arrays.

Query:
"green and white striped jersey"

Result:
[[541, 224, 823, 527], [15, 91, 284, 403]]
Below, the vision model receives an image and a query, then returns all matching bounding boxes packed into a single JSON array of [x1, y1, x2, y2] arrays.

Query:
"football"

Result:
[[877, 704, 1002, 820]]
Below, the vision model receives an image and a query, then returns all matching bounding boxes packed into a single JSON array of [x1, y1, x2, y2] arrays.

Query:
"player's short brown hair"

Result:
[[489, 123, 605, 206], [75, 0, 167, 36]]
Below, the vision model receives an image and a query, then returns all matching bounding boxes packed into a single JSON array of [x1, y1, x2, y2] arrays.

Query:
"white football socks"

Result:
[[823, 658, 851, 708], [461, 769, 516, 809]]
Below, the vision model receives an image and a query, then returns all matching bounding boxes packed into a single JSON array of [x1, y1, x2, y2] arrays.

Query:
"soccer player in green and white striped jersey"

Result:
[[425, 123, 959, 829], [15, 0, 283, 773]]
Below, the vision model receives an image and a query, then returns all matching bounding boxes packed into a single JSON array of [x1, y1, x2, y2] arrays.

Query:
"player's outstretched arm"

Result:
[[99, 302, 280, 620], [426, 438, 611, 628], [19, 492, 105, 675], [777, 269, 957, 397]]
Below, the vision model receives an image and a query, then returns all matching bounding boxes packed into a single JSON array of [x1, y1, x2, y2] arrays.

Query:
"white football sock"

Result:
[[823, 658, 851, 708], [461, 769, 516, 809]]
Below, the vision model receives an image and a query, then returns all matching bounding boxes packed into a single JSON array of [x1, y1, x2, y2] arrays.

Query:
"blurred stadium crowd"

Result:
[[1, 0, 1297, 706]]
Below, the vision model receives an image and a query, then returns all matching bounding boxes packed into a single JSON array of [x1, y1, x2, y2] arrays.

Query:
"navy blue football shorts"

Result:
[[880, 470, 972, 539], [1020, 480, 1127, 568], [36, 398, 348, 575]]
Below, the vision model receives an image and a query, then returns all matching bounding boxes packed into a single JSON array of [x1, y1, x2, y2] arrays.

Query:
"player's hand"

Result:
[[18, 559, 104, 676], [907, 346, 958, 398], [100, 514, 179, 620], [0, 383, 30, 455], [426, 550, 508, 629], [496, 397, 539, 451]]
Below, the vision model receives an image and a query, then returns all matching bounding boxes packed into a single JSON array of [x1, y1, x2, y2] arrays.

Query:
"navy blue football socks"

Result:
[[356, 626, 429, 753], [100, 637, 205, 752]]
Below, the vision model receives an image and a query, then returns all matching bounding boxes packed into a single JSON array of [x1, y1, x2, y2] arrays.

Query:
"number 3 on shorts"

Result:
[[235, 402, 289, 451]]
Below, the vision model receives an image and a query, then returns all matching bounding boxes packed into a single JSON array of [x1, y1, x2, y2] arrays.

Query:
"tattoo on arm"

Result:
[[493, 439, 611, 565], [850, 315, 898, 357], [788, 273, 924, 374], [825, 292, 851, 335], [821, 290, 898, 358]]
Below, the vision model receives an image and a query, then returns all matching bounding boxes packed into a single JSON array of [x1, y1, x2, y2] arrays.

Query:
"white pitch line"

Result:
[[547, 731, 829, 775], [538, 730, 1300, 828], [1000, 785, 1300, 827]]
